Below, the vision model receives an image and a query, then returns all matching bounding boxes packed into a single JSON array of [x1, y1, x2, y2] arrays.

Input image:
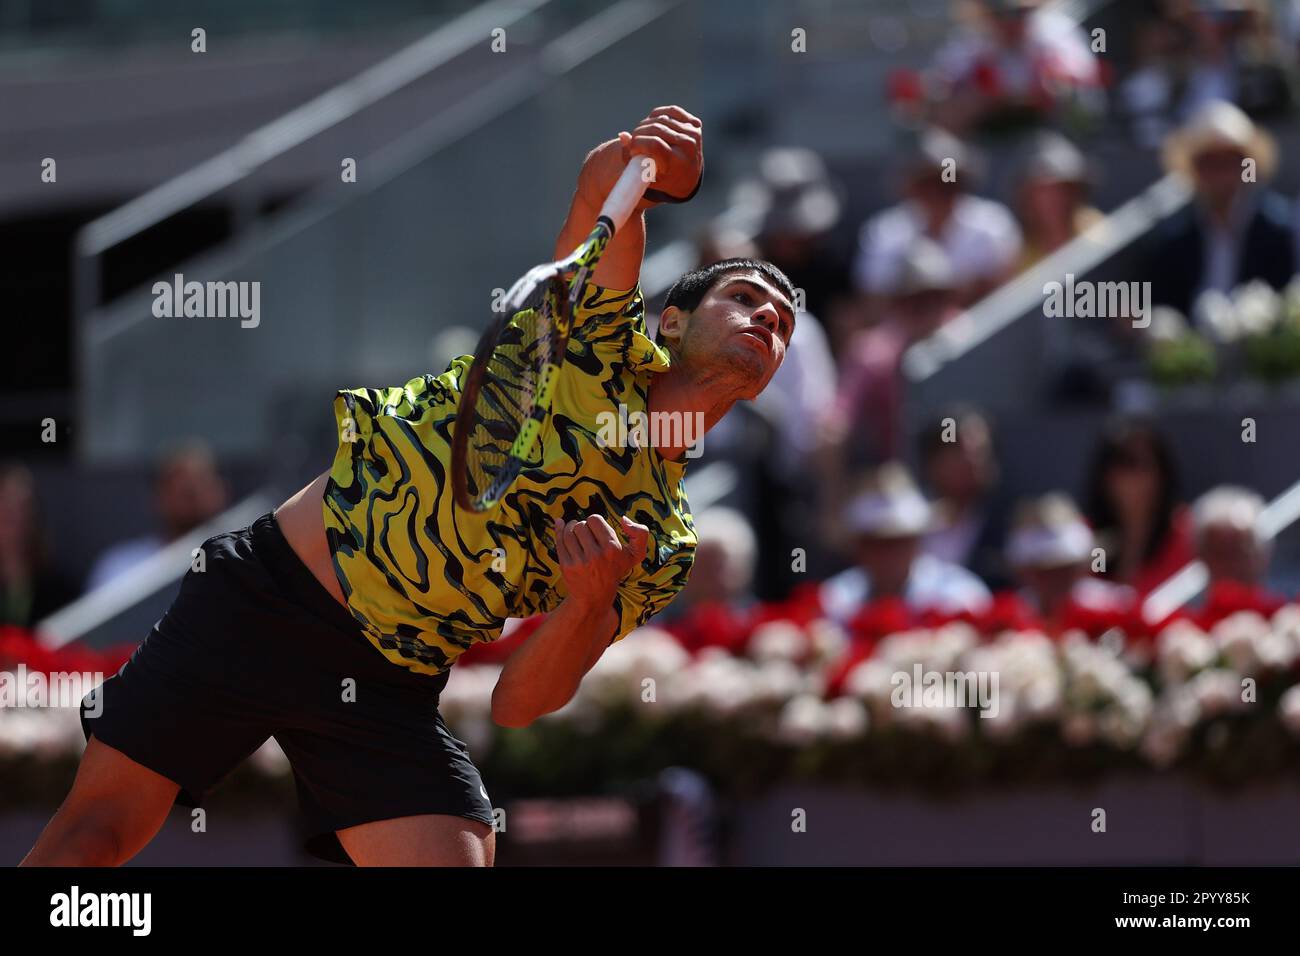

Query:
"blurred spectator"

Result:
[[86, 441, 229, 591], [665, 506, 759, 621], [1083, 416, 1194, 595], [1182, 0, 1294, 117], [1013, 130, 1104, 271], [1007, 493, 1134, 626], [1148, 99, 1293, 317], [687, 223, 839, 597], [692, 219, 839, 482], [0, 464, 79, 628], [929, 0, 1102, 136], [820, 462, 991, 623], [1119, 2, 1197, 148], [734, 147, 853, 327], [829, 238, 963, 467], [1192, 484, 1270, 588], [853, 127, 1022, 309], [917, 407, 1013, 590]]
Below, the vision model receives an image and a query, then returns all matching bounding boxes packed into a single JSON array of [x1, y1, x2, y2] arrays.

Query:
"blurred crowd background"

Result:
[[6, 0, 1300, 863], [6, 0, 1300, 640]]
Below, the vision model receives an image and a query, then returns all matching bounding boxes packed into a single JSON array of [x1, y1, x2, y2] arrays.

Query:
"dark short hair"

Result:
[[657, 258, 796, 345]]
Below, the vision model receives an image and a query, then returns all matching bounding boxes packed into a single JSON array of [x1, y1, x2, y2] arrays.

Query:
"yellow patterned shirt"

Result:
[[322, 285, 696, 676]]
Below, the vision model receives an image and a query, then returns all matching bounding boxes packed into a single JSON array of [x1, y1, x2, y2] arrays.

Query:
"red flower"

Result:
[[972, 60, 1002, 97], [886, 68, 925, 106], [665, 601, 754, 656], [458, 615, 545, 667], [845, 597, 915, 645], [753, 582, 824, 628], [1195, 581, 1286, 630], [974, 592, 1042, 635], [0, 625, 133, 676]]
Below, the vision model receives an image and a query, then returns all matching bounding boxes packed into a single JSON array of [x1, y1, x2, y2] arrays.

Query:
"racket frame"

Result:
[[451, 160, 650, 512]]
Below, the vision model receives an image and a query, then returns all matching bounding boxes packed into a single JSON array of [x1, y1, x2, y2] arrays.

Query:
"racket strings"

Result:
[[462, 274, 568, 500]]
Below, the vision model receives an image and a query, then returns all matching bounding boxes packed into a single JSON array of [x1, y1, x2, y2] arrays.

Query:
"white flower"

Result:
[[776, 694, 828, 745], [1193, 288, 1240, 342], [824, 696, 869, 740], [805, 618, 849, 665], [0, 706, 84, 760], [581, 626, 690, 709], [1278, 685, 1300, 737], [1156, 620, 1217, 684], [664, 649, 761, 716], [1187, 668, 1247, 717], [751, 659, 810, 704], [749, 620, 807, 663], [843, 658, 897, 707], [1147, 305, 1189, 342], [1270, 605, 1300, 659], [1211, 611, 1269, 674], [1021, 676, 1063, 720], [1231, 279, 1281, 336]]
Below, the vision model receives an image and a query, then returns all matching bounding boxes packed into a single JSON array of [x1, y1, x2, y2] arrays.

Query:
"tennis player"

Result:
[[22, 105, 796, 867]]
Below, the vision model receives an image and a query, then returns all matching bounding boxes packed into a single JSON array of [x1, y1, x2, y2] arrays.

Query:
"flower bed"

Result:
[[4, 588, 1300, 808]]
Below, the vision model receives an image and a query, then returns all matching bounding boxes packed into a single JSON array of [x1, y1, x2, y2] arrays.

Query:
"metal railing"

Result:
[[37, 491, 275, 648], [72, 0, 555, 322], [1142, 477, 1300, 624]]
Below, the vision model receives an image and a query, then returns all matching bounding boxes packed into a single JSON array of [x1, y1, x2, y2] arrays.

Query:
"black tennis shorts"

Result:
[[79, 511, 495, 865]]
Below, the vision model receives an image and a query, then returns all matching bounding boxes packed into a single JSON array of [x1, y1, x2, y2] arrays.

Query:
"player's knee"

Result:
[[25, 812, 126, 867]]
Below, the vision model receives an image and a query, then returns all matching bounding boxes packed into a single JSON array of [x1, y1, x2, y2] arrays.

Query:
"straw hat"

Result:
[[844, 463, 935, 538], [1006, 494, 1095, 569], [1162, 100, 1276, 181], [1018, 131, 1092, 188], [731, 147, 843, 239], [893, 237, 957, 297]]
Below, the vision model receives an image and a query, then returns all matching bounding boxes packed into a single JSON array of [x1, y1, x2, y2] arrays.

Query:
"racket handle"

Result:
[[597, 159, 652, 235]]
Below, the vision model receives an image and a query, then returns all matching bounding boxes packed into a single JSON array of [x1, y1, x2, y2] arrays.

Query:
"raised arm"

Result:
[[553, 105, 704, 291], [490, 514, 649, 728]]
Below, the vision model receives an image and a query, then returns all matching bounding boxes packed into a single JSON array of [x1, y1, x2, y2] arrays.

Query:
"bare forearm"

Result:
[[491, 595, 617, 727], [554, 142, 648, 290]]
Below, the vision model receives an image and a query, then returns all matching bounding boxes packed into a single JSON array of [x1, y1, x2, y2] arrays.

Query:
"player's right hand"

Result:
[[553, 514, 649, 609], [579, 106, 703, 210]]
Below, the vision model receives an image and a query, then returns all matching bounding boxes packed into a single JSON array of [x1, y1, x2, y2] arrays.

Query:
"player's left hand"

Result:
[[553, 514, 649, 609]]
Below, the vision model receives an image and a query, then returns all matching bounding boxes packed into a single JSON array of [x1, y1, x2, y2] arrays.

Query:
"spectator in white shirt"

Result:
[[820, 462, 991, 624], [929, 0, 1101, 135], [1006, 493, 1133, 626], [86, 442, 230, 592], [853, 127, 1022, 310]]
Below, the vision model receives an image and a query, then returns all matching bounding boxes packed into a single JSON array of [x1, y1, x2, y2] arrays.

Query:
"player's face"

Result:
[[677, 271, 795, 399]]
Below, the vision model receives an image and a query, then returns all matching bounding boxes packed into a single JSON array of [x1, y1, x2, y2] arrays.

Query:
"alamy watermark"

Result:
[[152, 272, 261, 328], [0, 664, 103, 714], [1043, 274, 1151, 329], [891, 664, 1000, 718], [595, 403, 705, 458]]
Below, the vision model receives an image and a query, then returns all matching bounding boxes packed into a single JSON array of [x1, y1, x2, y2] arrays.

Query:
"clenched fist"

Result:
[[578, 105, 704, 213], [553, 514, 650, 610]]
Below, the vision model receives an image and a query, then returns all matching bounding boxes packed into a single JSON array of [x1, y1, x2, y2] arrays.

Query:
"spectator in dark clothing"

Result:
[[1148, 99, 1293, 317], [733, 147, 854, 346], [0, 464, 79, 629], [917, 407, 1013, 592], [1083, 416, 1194, 596]]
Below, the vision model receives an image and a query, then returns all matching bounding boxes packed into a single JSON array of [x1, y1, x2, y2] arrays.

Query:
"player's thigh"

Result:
[[336, 813, 496, 867], [46, 737, 180, 857]]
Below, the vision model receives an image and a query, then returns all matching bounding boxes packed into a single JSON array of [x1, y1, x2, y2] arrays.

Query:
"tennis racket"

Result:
[[451, 158, 651, 512]]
